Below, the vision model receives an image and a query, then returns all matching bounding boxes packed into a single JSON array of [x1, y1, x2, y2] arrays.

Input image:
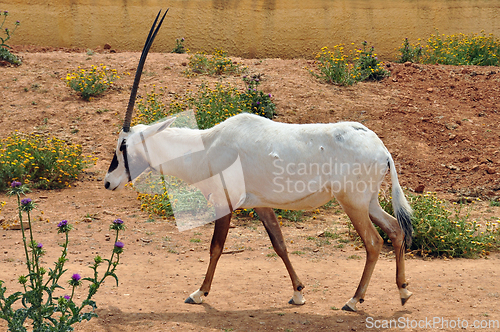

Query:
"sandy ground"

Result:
[[0, 49, 499, 331]]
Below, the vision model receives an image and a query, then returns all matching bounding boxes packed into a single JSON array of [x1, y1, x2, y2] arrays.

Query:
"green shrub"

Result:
[[185, 49, 246, 76], [311, 42, 388, 86], [241, 74, 276, 119], [378, 192, 500, 258], [311, 45, 358, 86], [399, 31, 500, 66], [0, 10, 21, 65], [64, 64, 120, 101], [354, 41, 390, 81], [0, 132, 91, 191]]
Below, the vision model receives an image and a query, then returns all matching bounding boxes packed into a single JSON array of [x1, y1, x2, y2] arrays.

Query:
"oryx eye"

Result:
[[107, 153, 119, 172], [120, 140, 127, 152]]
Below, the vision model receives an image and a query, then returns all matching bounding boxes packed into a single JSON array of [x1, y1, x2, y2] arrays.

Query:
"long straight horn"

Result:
[[122, 9, 168, 132]]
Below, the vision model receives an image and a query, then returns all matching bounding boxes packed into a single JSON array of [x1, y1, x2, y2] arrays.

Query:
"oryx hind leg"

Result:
[[368, 196, 412, 306], [185, 213, 232, 304], [254, 207, 306, 305], [338, 197, 383, 312]]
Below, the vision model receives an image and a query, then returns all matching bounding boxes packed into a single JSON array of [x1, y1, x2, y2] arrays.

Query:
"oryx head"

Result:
[[104, 9, 169, 191]]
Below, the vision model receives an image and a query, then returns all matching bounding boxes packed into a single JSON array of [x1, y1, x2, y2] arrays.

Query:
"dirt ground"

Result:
[[0, 48, 499, 331]]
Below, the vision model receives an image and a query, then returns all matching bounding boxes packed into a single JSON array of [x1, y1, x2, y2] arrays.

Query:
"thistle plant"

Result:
[[354, 41, 390, 81], [397, 37, 423, 63], [0, 182, 125, 331], [171, 37, 186, 54], [241, 74, 275, 119], [0, 10, 21, 65]]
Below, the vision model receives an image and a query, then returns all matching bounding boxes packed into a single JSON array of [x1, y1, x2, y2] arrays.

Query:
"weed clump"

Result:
[[0, 132, 92, 191], [397, 31, 500, 66]]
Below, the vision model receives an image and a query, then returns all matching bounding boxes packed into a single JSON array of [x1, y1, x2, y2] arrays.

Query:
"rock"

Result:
[[486, 167, 496, 174], [104, 43, 111, 50], [404, 61, 412, 67], [414, 184, 425, 193], [426, 87, 434, 93], [445, 123, 458, 130], [458, 156, 470, 163]]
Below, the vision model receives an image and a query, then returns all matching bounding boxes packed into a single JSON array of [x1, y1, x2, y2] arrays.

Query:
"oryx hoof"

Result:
[[401, 291, 413, 306], [288, 291, 306, 305], [184, 297, 200, 304], [399, 288, 413, 306], [342, 298, 358, 312], [185, 289, 203, 304], [341, 304, 357, 312]]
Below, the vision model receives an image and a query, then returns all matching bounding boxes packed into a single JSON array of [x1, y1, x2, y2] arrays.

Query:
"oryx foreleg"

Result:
[[185, 213, 232, 304], [368, 197, 412, 306], [254, 207, 306, 305]]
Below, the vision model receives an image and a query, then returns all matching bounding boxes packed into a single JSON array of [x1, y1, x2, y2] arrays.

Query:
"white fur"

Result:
[[105, 113, 392, 211]]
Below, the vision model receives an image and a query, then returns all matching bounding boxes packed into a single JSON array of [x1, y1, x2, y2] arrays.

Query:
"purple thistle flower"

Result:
[[21, 198, 32, 205], [64, 295, 71, 300], [58, 220, 68, 228], [115, 241, 124, 249], [37, 243, 43, 249], [113, 218, 124, 225], [256, 101, 260, 105], [268, 94, 272, 98], [71, 274, 81, 282], [11, 181, 22, 188]]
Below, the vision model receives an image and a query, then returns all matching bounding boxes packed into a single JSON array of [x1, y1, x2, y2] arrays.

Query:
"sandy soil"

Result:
[[0, 48, 499, 331]]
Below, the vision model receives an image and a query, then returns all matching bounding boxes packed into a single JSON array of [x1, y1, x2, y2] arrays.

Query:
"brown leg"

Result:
[[254, 207, 306, 305], [185, 213, 232, 304], [368, 197, 412, 305], [340, 202, 383, 312]]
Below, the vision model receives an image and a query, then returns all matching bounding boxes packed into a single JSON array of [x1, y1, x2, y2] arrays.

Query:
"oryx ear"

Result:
[[140, 116, 177, 140]]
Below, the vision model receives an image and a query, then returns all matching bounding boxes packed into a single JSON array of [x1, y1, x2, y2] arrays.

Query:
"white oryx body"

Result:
[[109, 113, 394, 212], [104, 10, 414, 312]]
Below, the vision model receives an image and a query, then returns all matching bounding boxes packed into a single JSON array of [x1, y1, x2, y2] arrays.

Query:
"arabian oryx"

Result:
[[104, 10, 414, 312]]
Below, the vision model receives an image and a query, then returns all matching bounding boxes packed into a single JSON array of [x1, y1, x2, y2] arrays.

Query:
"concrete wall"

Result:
[[2, 0, 499, 59]]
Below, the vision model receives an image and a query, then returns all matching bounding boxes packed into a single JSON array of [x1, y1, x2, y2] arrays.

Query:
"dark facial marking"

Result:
[[120, 140, 132, 182], [107, 153, 119, 173]]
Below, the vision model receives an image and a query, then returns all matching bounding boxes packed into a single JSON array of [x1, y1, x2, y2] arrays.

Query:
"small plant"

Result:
[[400, 31, 500, 66], [0, 182, 125, 331], [186, 49, 246, 76], [64, 64, 120, 101], [489, 199, 500, 207], [311, 45, 358, 86], [274, 209, 303, 222], [241, 74, 275, 119], [354, 41, 390, 81], [397, 37, 423, 63], [171, 37, 186, 54], [0, 10, 21, 65], [378, 191, 500, 257], [0, 132, 92, 191], [312, 42, 389, 85]]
